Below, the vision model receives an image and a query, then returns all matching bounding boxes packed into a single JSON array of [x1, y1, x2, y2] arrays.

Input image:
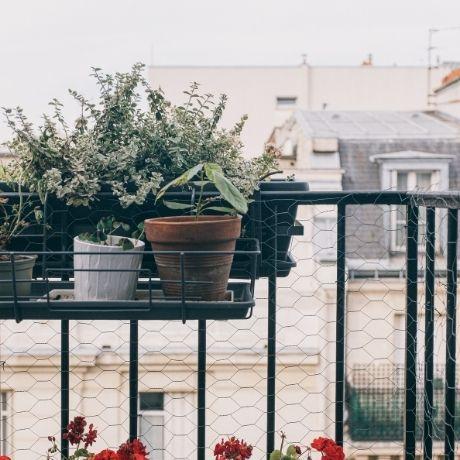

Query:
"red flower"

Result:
[[214, 437, 253, 459], [322, 444, 345, 460], [83, 423, 98, 448], [0, 456, 11, 460], [117, 438, 149, 460], [63, 416, 87, 445], [311, 437, 335, 452], [94, 449, 120, 460], [311, 437, 344, 460]]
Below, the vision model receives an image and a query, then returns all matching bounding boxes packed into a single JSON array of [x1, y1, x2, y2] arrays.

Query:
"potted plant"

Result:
[[3, 65, 278, 209], [0, 185, 41, 299], [144, 163, 247, 301], [74, 217, 144, 301], [3, 63, 306, 277]]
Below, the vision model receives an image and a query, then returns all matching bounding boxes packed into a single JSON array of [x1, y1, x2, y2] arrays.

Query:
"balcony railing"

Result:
[[0, 189, 460, 460]]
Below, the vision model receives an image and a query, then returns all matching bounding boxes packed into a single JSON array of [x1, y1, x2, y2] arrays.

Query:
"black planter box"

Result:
[[4, 179, 308, 278]]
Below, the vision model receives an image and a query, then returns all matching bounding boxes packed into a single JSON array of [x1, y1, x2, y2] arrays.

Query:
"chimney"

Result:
[[362, 53, 373, 66]]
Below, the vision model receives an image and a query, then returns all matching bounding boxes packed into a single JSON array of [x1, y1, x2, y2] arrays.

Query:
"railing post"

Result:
[[197, 320, 206, 460], [445, 208, 458, 460], [423, 207, 436, 460], [335, 203, 346, 445], [405, 203, 418, 460], [61, 320, 69, 459], [129, 320, 139, 440], [266, 204, 278, 458]]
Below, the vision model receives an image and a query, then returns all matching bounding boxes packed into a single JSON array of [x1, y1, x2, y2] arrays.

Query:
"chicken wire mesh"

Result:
[[0, 191, 459, 460]]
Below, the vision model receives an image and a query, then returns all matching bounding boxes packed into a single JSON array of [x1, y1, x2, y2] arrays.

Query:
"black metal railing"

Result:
[[0, 189, 460, 459]]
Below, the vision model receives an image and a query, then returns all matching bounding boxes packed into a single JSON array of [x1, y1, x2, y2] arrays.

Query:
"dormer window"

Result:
[[370, 151, 453, 252]]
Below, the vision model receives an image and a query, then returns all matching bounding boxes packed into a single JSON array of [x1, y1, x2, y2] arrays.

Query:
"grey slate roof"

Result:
[[295, 110, 460, 139], [294, 111, 460, 262]]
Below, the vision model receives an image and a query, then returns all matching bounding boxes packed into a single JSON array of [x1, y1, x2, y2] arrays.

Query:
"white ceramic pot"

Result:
[[73, 235, 145, 301]]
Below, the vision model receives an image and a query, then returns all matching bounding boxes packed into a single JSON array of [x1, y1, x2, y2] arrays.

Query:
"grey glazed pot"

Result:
[[0, 255, 37, 298]]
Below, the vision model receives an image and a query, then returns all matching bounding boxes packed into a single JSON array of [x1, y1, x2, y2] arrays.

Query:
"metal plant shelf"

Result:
[[0, 280, 255, 322]]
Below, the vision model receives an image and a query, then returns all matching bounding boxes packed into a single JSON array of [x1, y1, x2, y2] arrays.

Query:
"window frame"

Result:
[[369, 151, 452, 254], [0, 392, 10, 456], [390, 169, 440, 253], [138, 392, 165, 460], [276, 96, 298, 109]]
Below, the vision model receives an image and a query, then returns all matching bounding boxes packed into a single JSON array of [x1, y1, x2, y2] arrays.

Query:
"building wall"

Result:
[[149, 65, 449, 155], [435, 80, 460, 119]]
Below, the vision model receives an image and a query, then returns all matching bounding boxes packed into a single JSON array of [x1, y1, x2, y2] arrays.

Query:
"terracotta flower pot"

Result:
[[144, 215, 242, 301]]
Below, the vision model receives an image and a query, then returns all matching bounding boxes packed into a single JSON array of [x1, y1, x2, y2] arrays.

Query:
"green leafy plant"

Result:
[[156, 162, 248, 216], [0, 186, 42, 255], [78, 216, 139, 250], [3, 64, 279, 208]]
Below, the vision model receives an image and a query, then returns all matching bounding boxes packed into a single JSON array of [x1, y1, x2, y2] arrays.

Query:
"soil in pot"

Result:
[[73, 235, 145, 301], [0, 255, 37, 299], [144, 215, 242, 301]]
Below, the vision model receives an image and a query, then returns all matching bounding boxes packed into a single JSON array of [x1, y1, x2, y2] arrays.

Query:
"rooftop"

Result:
[[294, 110, 460, 139]]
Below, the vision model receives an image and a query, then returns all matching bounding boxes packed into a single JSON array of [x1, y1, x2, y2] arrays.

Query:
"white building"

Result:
[[435, 69, 460, 118], [149, 63, 454, 155]]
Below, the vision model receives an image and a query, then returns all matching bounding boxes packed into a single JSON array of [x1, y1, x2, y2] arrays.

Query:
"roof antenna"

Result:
[[301, 53, 308, 65]]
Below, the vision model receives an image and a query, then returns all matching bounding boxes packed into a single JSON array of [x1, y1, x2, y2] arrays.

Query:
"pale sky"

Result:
[[1, 0, 460, 142]]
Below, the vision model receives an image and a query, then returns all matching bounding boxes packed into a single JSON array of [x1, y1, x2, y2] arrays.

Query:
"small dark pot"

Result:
[[0, 255, 37, 298], [144, 215, 242, 301]]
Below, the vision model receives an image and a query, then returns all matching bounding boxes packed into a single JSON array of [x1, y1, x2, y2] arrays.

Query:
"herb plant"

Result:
[[156, 163, 248, 216], [3, 64, 278, 208], [78, 216, 139, 250], [0, 185, 42, 254]]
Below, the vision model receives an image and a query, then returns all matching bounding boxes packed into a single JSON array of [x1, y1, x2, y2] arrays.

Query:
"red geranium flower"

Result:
[[322, 444, 345, 460], [63, 416, 87, 445], [214, 436, 253, 459], [94, 449, 120, 460], [117, 438, 149, 460], [83, 423, 98, 448], [311, 437, 344, 460]]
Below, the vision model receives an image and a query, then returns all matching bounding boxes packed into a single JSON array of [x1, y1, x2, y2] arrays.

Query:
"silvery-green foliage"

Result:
[[3, 63, 278, 207]]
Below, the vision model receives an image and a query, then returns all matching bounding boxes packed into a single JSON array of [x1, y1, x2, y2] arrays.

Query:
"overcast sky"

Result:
[[1, 0, 460, 142]]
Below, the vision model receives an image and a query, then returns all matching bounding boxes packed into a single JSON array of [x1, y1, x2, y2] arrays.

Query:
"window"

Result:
[[276, 96, 297, 108], [370, 150, 453, 253], [392, 170, 434, 251], [0, 393, 9, 455], [139, 393, 164, 460], [312, 214, 337, 261]]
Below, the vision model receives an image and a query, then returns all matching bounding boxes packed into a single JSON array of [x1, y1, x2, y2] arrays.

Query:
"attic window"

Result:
[[276, 96, 297, 108]]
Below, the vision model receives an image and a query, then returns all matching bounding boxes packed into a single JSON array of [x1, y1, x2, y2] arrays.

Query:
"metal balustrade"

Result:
[[0, 189, 459, 460]]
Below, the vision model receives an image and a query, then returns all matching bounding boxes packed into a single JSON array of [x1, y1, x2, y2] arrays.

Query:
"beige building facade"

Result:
[[149, 64, 453, 155]]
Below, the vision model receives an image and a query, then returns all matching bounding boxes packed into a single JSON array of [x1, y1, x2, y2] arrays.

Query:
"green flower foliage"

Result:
[[3, 63, 278, 207]]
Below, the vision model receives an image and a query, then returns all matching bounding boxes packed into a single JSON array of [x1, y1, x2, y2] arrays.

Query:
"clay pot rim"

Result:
[[74, 235, 145, 249], [144, 215, 242, 226]]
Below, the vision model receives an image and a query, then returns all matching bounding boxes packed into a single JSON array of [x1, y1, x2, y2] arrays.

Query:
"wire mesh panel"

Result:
[[0, 190, 460, 460]]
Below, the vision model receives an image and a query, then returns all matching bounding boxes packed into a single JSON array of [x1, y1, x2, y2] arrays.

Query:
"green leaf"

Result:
[[163, 201, 193, 210], [270, 450, 282, 460], [119, 238, 134, 250], [156, 163, 203, 202], [286, 445, 300, 457], [213, 172, 248, 214], [204, 163, 223, 181], [73, 448, 90, 458], [191, 180, 210, 187], [205, 206, 236, 214]]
